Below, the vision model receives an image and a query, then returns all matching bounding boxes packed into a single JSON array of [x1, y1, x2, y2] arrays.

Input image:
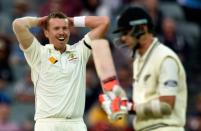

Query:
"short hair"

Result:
[[44, 11, 67, 30]]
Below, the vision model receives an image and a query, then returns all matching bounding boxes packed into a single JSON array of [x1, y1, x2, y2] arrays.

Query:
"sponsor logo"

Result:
[[164, 80, 178, 87]]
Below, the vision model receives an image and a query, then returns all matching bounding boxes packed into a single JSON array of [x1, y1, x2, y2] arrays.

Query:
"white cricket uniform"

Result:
[[20, 34, 92, 131], [133, 38, 187, 131]]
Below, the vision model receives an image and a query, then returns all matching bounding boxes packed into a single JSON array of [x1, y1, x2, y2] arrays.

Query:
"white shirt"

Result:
[[133, 38, 187, 130], [21, 34, 92, 120]]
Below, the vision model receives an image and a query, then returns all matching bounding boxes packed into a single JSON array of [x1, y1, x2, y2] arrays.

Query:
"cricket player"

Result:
[[12, 11, 109, 131], [101, 6, 187, 131]]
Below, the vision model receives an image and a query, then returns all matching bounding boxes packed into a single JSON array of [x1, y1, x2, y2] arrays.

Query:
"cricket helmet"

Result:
[[113, 6, 154, 38]]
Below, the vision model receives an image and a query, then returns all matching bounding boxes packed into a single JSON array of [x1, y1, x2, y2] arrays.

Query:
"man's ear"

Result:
[[44, 29, 49, 38]]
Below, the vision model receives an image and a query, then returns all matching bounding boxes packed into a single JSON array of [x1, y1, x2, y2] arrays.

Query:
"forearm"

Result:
[[13, 17, 40, 32], [85, 16, 109, 29], [135, 99, 172, 118], [86, 16, 109, 39], [12, 17, 43, 49], [69, 16, 109, 39]]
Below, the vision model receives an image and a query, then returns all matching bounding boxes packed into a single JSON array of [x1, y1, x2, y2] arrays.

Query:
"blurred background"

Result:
[[0, 0, 200, 131]]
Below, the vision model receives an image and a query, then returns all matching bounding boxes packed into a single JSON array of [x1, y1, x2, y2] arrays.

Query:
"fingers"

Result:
[[67, 17, 74, 27], [112, 85, 127, 98], [99, 93, 129, 120], [38, 16, 48, 27], [99, 94, 113, 115]]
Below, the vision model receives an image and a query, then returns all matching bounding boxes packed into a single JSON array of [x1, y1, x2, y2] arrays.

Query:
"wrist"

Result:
[[21, 17, 39, 28], [38, 16, 48, 28], [102, 76, 118, 91], [73, 16, 86, 27]]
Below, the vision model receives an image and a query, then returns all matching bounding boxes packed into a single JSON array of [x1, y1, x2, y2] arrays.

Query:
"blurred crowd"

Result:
[[0, 0, 200, 131]]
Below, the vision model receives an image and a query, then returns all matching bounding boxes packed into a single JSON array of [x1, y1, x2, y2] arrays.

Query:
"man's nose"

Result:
[[59, 29, 65, 34]]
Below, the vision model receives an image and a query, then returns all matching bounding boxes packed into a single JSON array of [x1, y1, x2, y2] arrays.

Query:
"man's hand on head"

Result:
[[38, 16, 48, 27]]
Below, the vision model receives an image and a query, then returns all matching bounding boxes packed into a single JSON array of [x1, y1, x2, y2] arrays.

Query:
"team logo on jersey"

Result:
[[67, 51, 78, 61], [164, 80, 177, 87], [48, 56, 58, 64], [48, 49, 58, 64]]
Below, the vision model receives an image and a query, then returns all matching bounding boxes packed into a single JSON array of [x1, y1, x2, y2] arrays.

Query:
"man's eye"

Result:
[[63, 27, 67, 30], [54, 27, 59, 30]]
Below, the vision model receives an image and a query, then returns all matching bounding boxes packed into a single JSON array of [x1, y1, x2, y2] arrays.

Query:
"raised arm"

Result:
[[68, 16, 110, 40], [85, 16, 110, 39], [12, 16, 47, 49]]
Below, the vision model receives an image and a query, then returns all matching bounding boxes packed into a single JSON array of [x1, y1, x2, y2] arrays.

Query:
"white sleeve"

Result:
[[21, 38, 42, 68], [78, 33, 92, 62], [159, 57, 179, 96], [83, 33, 92, 48]]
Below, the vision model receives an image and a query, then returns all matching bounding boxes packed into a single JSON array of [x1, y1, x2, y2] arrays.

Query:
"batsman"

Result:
[[95, 6, 187, 131]]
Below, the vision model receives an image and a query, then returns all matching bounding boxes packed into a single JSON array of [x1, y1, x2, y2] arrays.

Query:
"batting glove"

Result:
[[99, 93, 132, 120]]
